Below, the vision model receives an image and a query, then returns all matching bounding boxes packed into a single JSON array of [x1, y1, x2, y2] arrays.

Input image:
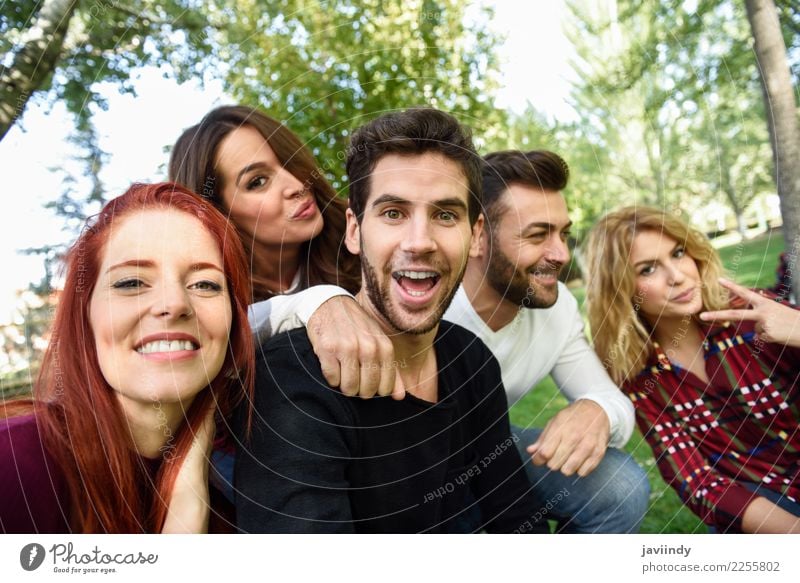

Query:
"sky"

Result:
[[0, 1, 575, 325]]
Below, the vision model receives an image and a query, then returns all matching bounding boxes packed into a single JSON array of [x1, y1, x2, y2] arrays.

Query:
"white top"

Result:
[[442, 283, 634, 448], [249, 281, 634, 448]]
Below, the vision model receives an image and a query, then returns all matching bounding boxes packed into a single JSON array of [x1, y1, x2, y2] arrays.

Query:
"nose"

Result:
[[279, 168, 306, 199], [400, 215, 437, 255], [544, 234, 570, 266], [150, 282, 193, 320], [665, 263, 686, 285]]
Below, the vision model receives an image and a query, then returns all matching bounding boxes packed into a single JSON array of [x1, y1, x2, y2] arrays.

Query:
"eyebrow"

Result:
[[632, 242, 681, 268], [106, 260, 224, 274], [235, 162, 269, 186], [523, 220, 573, 232], [370, 194, 468, 211]]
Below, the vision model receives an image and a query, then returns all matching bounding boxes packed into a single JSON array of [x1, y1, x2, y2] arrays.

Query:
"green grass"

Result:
[[509, 231, 786, 533]]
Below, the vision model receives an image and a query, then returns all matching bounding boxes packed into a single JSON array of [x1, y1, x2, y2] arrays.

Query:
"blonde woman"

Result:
[[584, 206, 800, 533]]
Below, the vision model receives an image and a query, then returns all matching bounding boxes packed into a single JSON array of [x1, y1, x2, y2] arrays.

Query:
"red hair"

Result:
[[5, 182, 254, 532]]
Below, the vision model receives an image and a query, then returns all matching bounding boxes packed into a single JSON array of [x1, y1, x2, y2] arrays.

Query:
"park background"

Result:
[[1, 0, 798, 533]]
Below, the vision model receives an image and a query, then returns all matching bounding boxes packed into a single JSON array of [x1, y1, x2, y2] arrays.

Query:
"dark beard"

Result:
[[486, 237, 560, 309], [359, 246, 464, 335]]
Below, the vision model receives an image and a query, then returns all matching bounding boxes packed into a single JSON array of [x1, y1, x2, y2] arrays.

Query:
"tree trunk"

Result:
[[0, 0, 79, 142], [745, 0, 800, 298]]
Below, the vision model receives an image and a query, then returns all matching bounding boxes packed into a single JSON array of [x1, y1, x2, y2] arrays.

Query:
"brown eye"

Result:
[[246, 176, 269, 190]]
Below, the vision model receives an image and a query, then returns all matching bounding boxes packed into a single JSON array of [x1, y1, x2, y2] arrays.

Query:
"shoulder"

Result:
[[0, 413, 68, 533], [435, 321, 504, 384], [436, 320, 495, 360], [1, 413, 45, 456], [251, 329, 353, 423]]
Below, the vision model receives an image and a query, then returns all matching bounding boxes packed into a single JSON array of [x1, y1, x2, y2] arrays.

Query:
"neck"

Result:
[[462, 262, 518, 331], [117, 398, 192, 459], [354, 290, 439, 401], [650, 314, 704, 351], [251, 242, 301, 293]]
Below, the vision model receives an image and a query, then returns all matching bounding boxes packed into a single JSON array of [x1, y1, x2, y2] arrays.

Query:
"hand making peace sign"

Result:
[[700, 278, 800, 348]]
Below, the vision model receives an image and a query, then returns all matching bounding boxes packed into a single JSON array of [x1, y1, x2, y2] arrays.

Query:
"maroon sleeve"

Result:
[[0, 415, 70, 533]]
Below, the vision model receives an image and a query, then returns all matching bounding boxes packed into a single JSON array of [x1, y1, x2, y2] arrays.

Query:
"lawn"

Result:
[[508, 231, 786, 533]]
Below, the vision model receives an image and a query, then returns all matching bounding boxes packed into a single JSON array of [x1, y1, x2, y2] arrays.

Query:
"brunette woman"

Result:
[[0, 183, 254, 533], [584, 206, 800, 533], [169, 105, 396, 398]]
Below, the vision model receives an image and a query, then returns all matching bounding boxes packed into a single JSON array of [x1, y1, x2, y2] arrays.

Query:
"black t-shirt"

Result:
[[234, 321, 548, 533]]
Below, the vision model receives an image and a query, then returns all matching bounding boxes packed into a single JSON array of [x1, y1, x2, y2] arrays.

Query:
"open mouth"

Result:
[[529, 268, 559, 284], [392, 270, 441, 298]]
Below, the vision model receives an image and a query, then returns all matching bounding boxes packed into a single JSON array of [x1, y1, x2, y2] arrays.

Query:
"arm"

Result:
[[248, 285, 350, 341], [529, 296, 634, 475], [629, 381, 758, 532], [161, 407, 215, 534], [249, 286, 400, 399], [741, 497, 800, 533], [233, 336, 358, 533]]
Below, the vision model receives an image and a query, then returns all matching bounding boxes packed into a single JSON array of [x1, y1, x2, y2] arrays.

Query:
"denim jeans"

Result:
[[510, 425, 650, 533]]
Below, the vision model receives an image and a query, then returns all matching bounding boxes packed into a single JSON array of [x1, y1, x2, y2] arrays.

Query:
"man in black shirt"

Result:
[[234, 108, 549, 533]]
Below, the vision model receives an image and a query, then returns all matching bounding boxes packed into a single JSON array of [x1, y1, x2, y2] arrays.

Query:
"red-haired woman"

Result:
[[169, 105, 397, 399], [0, 183, 254, 533]]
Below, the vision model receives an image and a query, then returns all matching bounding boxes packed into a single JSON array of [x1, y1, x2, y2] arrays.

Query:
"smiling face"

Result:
[[486, 185, 571, 309], [345, 152, 483, 335], [89, 209, 232, 420], [630, 230, 703, 324], [214, 125, 323, 251]]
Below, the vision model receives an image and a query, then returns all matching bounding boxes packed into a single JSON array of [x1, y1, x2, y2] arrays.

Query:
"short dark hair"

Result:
[[482, 150, 569, 224], [345, 108, 482, 225]]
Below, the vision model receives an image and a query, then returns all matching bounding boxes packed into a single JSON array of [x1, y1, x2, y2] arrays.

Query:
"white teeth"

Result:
[[396, 270, 437, 279], [137, 340, 197, 354], [407, 290, 426, 297]]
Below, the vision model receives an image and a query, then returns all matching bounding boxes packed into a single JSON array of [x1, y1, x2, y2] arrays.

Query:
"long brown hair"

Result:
[[583, 206, 728, 385], [168, 105, 360, 300], [3, 183, 255, 532]]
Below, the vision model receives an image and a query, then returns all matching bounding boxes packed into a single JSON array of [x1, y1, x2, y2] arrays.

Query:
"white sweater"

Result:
[[442, 283, 634, 447]]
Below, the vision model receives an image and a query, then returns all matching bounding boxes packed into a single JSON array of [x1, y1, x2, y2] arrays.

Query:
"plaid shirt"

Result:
[[625, 300, 800, 532]]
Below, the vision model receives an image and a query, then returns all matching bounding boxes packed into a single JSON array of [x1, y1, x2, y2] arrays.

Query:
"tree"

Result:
[[563, 0, 792, 240], [745, 0, 800, 298], [215, 0, 503, 191], [1, 0, 215, 142]]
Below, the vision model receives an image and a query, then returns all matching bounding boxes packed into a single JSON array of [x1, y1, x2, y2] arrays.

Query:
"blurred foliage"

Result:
[[214, 0, 504, 192]]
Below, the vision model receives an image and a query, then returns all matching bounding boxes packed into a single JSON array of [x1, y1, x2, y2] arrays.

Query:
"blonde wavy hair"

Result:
[[583, 206, 729, 385]]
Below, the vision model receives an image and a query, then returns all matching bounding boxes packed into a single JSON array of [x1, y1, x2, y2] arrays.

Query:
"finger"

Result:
[[699, 308, 756, 323], [375, 337, 397, 398], [391, 373, 407, 401], [718, 277, 764, 304], [317, 351, 343, 390], [545, 439, 575, 472], [358, 359, 380, 399], [338, 354, 361, 397], [531, 431, 559, 466], [575, 447, 604, 478]]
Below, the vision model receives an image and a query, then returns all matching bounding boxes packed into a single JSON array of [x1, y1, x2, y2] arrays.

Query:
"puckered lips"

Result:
[[134, 332, 201, 362], [391, 268, 442, 308], [291, 197, 318, 221]]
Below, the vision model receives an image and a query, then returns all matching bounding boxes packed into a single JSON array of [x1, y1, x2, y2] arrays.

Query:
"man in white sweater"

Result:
[[441, 149, 647, 532]]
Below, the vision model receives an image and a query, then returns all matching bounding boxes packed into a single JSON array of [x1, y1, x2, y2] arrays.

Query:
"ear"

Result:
[[468, 213, 485, 259], [345, 208, 361, 255]]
